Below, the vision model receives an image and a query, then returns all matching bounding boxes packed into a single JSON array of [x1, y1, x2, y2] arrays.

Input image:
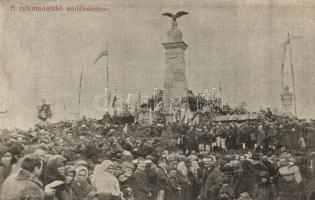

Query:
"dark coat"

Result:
[[277, 176, 305, 200], [0, 145, 11, 188], [57, 184, 80, 200], [279, 129, 292, 148], [199, 166, 223, 200], [165, 170, 180, 200], [218, 185, 235, 200], [156, 167, 168, 191], [177, 173, 190, 200], [187, 170, 200, 200], [133, 170, 151, 200], [257, 129, 266, 147], [0, 165, 11, 188], [235, 163, 259, 198], [252, 182, 276, 200], [71, 180, 95, 200]]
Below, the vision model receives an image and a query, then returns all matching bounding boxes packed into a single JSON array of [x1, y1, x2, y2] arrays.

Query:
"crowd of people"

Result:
[[0, 109, 314, 200]]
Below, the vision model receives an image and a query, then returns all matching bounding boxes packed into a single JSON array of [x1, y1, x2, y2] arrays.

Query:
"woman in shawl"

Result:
[[44, 155, 66, 183], [91, 160, 123, 199], [156, 158, 168, 200], [165, 158, 180, 200], [165, 169, 181, 200], [133, 160, 152, 200], [187, 161, 200, 200], [252, 171, 276, 200], [119, 161, 135, 200], [177, 161, 191, 200], [234, 160, 259, 198], [0, 145, 12, 188], [58, 165, 79, 200], [44, 155, 67, 200], [71, 165, 95, 200]]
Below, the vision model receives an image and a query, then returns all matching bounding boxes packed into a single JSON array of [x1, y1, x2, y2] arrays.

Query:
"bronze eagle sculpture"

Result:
[[162, 11, 189, 21]]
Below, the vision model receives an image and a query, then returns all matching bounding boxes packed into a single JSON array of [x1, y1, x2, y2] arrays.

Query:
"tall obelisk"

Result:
[[162, 13, 188, 105]]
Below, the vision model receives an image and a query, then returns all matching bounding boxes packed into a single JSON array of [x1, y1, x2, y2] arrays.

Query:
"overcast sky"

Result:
[[1, 0, 315, 128]]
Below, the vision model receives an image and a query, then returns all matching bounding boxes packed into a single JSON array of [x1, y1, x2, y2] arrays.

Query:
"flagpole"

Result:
[[114, 80, 117, 112], [63, 99, 66, 121], [289, 41, 297, 117], [78, 64, 84, 119], [220, 82, 223, 109], [1, 96, 3, 129], [106, 42, 109, 89]]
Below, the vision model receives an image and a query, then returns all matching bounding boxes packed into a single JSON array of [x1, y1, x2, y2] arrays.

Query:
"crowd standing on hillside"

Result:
[[0, 110, 315, 200]]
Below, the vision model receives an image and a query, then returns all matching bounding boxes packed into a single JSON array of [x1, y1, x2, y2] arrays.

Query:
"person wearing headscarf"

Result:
[[187, 161, 200, 200], [237, 192, 253, 200], [0, 145, 12, 188], [199, 158, 223, 200], [218, 176, 235, 200], [43, 155, 67, 200], [306, 152, 315, 200], [144, 157, 158, 199], [176, 161, 190, 200], [234, 160, 259, 198], [86, 191, 114, 200], [91, 160, 122, 199], [119, 161, 135, 200], [44, 155, 66, 183], [156, 158, 168, 200], [165, 169, 180, 200], [133, 160, 153, 200], [252, 171, 276, 200], [71, 165, 95, 200], [9, 143, 24, 166], [58, 165, 79, 200]]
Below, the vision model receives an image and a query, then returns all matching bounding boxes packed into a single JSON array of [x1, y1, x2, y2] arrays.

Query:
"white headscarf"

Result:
[[190, 161, 199, 177], [75, 165, 88, 180], [177, 161, 188, 177], [91, 160, 121, 196]]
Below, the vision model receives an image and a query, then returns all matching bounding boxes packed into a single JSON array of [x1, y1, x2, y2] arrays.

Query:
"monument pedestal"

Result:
[[162, 21, 188, 113]]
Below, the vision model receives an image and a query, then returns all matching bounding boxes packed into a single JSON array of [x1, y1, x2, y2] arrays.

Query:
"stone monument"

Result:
[[281, 85, 293, 116], [162, 12, 189, 107]]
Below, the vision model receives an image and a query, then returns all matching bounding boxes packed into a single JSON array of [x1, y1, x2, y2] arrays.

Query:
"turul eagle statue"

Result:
[[162, 11, 189, 21]]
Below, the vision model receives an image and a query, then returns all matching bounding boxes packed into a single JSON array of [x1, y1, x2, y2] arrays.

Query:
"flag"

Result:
[[94, 47, 108, 65]]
